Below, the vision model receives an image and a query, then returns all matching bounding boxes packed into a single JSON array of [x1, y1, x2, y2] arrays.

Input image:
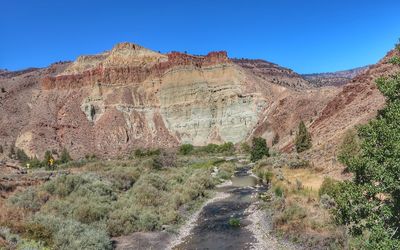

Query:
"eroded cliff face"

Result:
[[4, 43, 278, 157], [1, 42, 386, 161]]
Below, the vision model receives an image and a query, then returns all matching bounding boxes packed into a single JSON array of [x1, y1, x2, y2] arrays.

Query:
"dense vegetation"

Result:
[[0, 150, 236, 249], [330, 54, 400, 248]]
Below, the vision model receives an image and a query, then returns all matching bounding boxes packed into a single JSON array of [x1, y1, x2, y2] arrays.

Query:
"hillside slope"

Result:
[[303, 66, 370, 87]]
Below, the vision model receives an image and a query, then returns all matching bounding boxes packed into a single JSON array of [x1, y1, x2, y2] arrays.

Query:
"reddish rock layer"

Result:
[[42, 51, 229, 90]]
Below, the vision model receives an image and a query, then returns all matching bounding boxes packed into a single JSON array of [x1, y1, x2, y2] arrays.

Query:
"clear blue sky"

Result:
[[1, 0, 399, 73]]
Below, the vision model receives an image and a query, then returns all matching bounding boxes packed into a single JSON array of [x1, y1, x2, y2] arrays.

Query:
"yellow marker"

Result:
[[26, 163, 30, 169], [49, 158, 54, 166]]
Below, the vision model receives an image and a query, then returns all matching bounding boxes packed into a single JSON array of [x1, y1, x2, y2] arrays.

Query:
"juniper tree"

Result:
[[250, 137, 269, 162], [294, 121, 312, 153]]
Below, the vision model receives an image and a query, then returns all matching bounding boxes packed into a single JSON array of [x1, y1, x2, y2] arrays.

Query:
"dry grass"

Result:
[[281, 167, 324, 192], [256, 158, 346, 249]]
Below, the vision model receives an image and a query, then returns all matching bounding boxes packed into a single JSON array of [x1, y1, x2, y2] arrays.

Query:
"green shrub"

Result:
[[218, 142, 234, 154], [17, 239, 50, 250], [27, 157, 44, 168], [9, 188, 49, 212], [216, 162, 235, 180], [203, 144, 219, 153], [107, 168, 213, 236], [32, 215, 112, 250], [320, 194, 336, 209], [0, 145, 3, 154], [179, 144, 194, 155], [319, 177, 340, 198], [228, 218, 240, 227], [102, 166, 141, 190], [257, 170, 273, 184], [274, 203, 307, 226], [294, 121, 312, 153], [250, 137, 269, 162], [23, 222, 53, 246], [288, 158, 310, 169], [42, 174, 115, 225], [337, 129, 361, 166], [274, 186, 284, 197], [43, 175, 88, 197], [134, 148, 160, 158]]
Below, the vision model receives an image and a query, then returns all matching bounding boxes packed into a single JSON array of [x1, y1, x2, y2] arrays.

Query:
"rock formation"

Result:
[[0, 42, 396, 162]]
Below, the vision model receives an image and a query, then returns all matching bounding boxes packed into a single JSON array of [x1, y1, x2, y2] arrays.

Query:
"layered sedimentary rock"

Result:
[[2, 43, 282, 157], [0, 42, 392, 162]]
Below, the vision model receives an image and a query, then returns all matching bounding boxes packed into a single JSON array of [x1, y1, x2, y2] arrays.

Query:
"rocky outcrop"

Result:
[[42, 44, 229, 90]]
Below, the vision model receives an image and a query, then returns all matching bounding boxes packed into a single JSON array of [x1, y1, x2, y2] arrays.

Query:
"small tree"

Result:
[[60, 148, 72, 164], [250, 137, 269, 162], [294, 121, 312, 153]]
